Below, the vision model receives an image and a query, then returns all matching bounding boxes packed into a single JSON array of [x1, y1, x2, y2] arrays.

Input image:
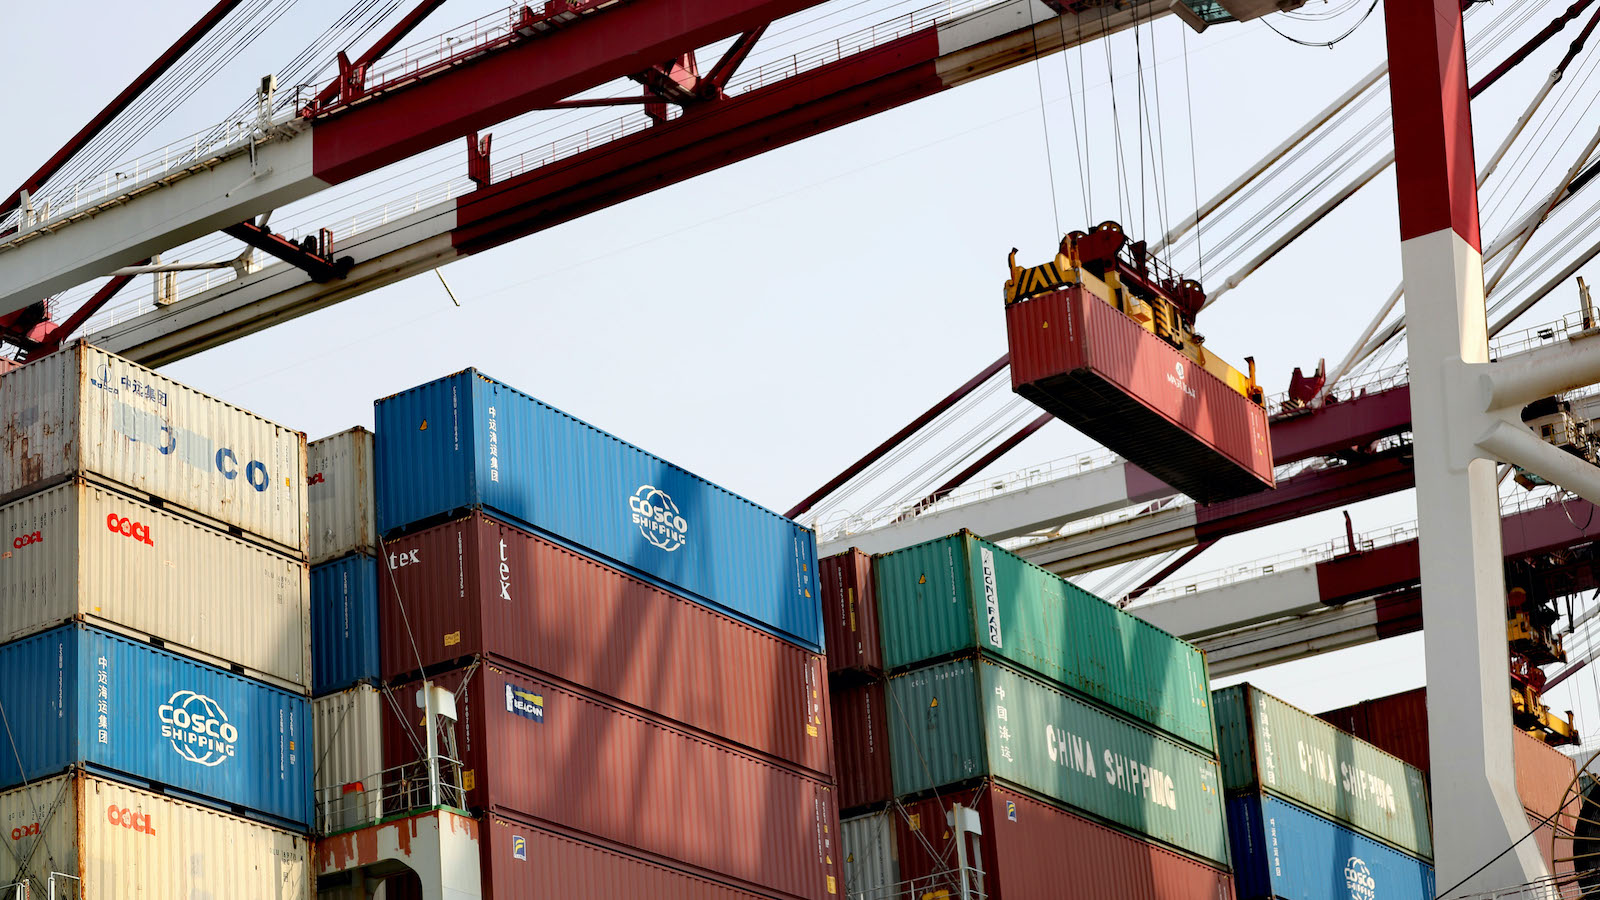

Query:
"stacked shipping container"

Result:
[[0, 344, 313, 895], [1317, 687, 1580, 880], [825, 531, 1236, 898], [373, 368, 841, 900], [1214, 684, 1435, 900]]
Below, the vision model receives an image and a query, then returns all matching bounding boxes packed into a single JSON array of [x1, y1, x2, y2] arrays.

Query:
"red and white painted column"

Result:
[[1384, 0, 1550, 889]]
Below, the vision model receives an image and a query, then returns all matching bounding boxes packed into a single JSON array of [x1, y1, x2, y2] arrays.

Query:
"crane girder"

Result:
[[86, 0, 1169, 365]]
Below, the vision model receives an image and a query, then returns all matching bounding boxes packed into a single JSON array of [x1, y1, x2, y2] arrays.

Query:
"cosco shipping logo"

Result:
[[158, 691, 239, 767], [629, 485, 687, 552], [1345, 857, 1375, 900]]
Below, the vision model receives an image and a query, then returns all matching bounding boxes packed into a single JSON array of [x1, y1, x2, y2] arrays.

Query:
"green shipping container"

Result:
[[1213, 684, 1433, 860], [888, 656, 1230, 867], [875, 531, 1215, 752]]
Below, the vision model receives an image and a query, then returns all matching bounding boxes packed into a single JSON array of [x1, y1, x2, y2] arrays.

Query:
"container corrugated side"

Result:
[[481, 812, 788, 900], [1214, 684, 1432, 859], [875, 531, 1214, 752], [0, 623, 313, 831], [889, 657, 1230, 866], [1228, 794, 1434, 900], [383, 660, 842, 900], [373, 369, 822, 651], [309, 427, 378, 564], [821, 549, 882, 676], [841, 810, 898, 898], [831, 679, 893, 812], [896, 782, 1236, 900], [0, 773, 312, 899], [0, 342, 308, 555], [379, 512, 830, 776], [313, 684, 385, 830], [0, 478, 311, 690], [1005, 287, 1273, 502], [1318, 687, 1579, 821], [312, 553, 380, 696]]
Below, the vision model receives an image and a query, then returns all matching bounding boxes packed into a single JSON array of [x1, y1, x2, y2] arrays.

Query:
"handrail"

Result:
[[313, 755, 468, 835]]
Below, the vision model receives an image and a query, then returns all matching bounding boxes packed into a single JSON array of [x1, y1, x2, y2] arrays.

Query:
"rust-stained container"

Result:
[[0, 477, 311, 690], [0, 357, 15, 374], [379, 512, 831, 776], [830, 678, 893, 813], [820, 549, 882, 677], [312, 684, 386, 832], [308, 427, 377, 565], [480, 811, 795, 900], [0, 772, 313, 899], [1005, 286, 1273, 503], [896, 781, 1236, 899], [0, 342, 308, 556], [383, 659, 843, 900]]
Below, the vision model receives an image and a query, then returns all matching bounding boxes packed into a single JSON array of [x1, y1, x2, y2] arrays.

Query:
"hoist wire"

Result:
[[1148, 19, 1175, 248], [1181, 24, 1204, 280], [1056, 17, 1092, 224], [1026, 0, 1062, 235]]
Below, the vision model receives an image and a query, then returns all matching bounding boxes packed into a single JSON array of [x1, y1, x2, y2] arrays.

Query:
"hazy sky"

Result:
[[7, 0, 1599, 725]]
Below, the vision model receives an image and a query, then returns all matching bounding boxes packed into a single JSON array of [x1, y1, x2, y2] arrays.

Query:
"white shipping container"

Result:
[[314, 683, 387, 831], [0, 342, 307, 556], [0, 773, 312, 899], [0, 479, 311, 690], [309, 427, 378, 564], [841, 809, 899, 899]]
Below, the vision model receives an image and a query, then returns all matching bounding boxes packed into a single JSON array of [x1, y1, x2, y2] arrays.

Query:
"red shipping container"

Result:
[[819, 550, 882, 676], [383, 660, 842, 900], [830, 679, 893, 813], [380, 512, 831, 777], [479, 811, 791, 900], [1005, 286, 1273, 504], [894, 781, 1235, 899]]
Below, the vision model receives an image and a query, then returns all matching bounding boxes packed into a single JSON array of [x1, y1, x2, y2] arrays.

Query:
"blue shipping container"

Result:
[[0, 624, 313, 832], [312, 553, 381, 696], [374, 369, 823, 651], [1229, 794, 1435, 900]]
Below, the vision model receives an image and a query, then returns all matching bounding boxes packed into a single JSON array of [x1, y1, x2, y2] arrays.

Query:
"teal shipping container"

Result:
[[1214, 684, 1432, 860], [875, 531, 1214, 752], [888, 656, 1230, 867]]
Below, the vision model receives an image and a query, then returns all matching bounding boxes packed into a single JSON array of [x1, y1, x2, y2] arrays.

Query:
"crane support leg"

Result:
[[1383, 0, 1549, 891]]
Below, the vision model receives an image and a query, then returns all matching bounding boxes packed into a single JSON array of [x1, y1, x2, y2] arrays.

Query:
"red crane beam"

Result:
[[309, 0, 829, 184]]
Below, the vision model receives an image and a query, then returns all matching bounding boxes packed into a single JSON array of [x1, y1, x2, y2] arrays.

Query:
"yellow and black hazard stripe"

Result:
[[1004, 259, 1072, 304]]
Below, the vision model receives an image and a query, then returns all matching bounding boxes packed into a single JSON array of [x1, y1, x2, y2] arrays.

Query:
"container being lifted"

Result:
[[1003, 221, 1275, 504]]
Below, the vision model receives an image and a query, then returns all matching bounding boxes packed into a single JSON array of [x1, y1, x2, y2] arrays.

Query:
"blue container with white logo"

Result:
[[0, 624, 313, 832], [374, 369, 823, 651], [1229, 794, 1435, 900], [311, 553, 381, 696]]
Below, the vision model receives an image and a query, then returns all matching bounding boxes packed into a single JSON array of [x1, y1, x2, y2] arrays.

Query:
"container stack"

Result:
[[867, 531, 1236, 899], [821, 550, 899, 896], [371, 368, 842, 900], [307, 427, 386, 831], [0, 343, 314, 896], [1214, 684, 1436, 900], [1318, 687, 1580, 880]]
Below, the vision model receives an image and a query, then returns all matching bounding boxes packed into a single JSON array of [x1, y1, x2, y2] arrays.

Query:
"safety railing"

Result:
[[1265, 363, 1410, 414], [844, 868, 988, 900], [313, 755, 468, 835], [1133, 520, 1422, 603], [490, 0, 1001, 183], [815, 447, 1123, 542], [1440, 875, 1584, 900], [1132, 483, 1571, 604], [1491, 313, 1599, 359], [0, 874, 80, 900]]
